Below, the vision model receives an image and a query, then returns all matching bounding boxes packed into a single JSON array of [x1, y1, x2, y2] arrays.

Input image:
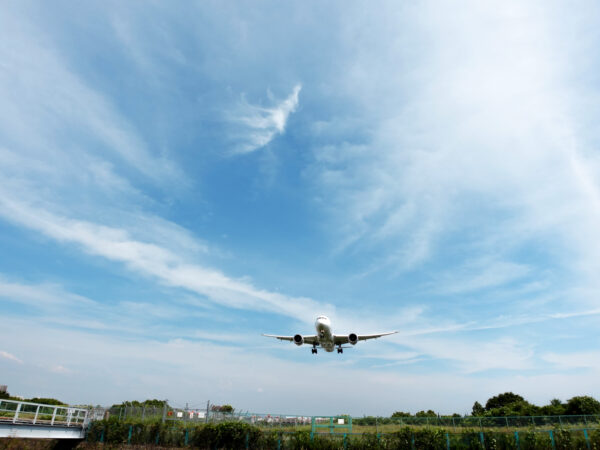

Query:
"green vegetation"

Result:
[[110, 399, 168, 409], [212, 404, 234, 413], [471, 392, 600, 417], [26, 397, 66, 406], [0, 389, 65, 406], [85, 419, 600, 449], [415, 410, 437, 418]]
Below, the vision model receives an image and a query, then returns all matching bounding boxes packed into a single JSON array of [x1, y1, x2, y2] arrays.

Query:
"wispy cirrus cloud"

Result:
[[542, 351, 600, 370], [0, 3, 182, 192], [0, 350, 23, 364], [230, 84, 302, 154], [308, 1, 600, 314], [0, 197, 331, 323]]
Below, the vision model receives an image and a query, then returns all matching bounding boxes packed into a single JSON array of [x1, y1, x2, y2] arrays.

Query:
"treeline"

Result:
[[110, 399, 168, 409], [0, 389, 65, 406], [386, 392, 600, 418], [471, 392, 600, 417]]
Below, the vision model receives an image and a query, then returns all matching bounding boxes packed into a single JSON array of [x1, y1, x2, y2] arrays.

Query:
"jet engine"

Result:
[[293, 334, 304, 346], [348, 333, 358, 345]]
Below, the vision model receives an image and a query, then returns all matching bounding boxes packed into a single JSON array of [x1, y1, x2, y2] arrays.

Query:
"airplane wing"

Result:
[[262, 334, 319, 345], [334, 331, 398, 345]]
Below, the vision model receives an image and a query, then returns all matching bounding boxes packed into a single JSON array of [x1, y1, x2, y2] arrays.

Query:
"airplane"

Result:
[[263, 315, 397, 354]]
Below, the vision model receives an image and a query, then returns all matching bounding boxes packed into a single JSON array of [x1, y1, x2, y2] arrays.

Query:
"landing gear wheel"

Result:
[[337, 347, 343, 354], [311, 348, 318, 354]]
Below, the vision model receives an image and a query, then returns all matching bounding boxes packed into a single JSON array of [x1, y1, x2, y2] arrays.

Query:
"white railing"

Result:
[[0, 399, 89, 427]]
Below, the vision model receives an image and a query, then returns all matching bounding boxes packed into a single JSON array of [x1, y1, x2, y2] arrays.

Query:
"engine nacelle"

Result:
[[348, 333, 358, 345], [293, 334, 304, 346]]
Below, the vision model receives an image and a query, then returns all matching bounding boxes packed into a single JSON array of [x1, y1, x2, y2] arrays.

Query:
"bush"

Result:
[[347, 432, 380, 450], [565, 396, 600, 416]]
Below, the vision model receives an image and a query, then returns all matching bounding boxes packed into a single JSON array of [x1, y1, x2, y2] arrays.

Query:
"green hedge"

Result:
[[86, 420, 600, 449]]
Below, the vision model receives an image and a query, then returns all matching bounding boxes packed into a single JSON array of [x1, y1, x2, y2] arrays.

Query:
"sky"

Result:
[[1, 0, 600, 416]]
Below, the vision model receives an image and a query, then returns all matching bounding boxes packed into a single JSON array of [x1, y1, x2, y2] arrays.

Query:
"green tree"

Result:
[[540, 398, 566, 416], [485, 392, 525, 411], [391, 411, 411, 417], [26, 397, 65, 405], [487, 400, 538, 417], [565, 396, 600, 415], [415, 410, 436, 417], [111, 399, 168, 409], [472, 401, 485, 416], [211, 404, 234, 413]]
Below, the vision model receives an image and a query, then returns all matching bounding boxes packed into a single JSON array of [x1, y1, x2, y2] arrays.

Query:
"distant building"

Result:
[[0, 385, 7, 394]]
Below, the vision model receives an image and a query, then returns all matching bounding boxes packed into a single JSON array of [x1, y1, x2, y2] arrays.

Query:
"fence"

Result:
[[85, 420, 600, 449], [0, 398, 89, 427], [106, 407, 600, 432], [107, 406, 315, 427], [353, 414, 600, 431]]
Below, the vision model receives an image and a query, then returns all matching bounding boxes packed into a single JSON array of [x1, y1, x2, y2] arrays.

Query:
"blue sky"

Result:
[[1, 0, 600, 415]]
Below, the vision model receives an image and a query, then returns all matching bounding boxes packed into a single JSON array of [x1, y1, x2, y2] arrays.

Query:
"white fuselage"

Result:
[[315, 316, 335, 352]]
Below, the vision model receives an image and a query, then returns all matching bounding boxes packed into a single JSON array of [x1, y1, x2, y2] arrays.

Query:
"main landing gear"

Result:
[[312, 343, 318, 354], [337, 346, 343, 354]]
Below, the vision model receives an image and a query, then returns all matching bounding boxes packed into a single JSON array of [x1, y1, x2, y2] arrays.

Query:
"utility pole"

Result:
[[162, 399, 168, 424], [206, 401, 210, 424]]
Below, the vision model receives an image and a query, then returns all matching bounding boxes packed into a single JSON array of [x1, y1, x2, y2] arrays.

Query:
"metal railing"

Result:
[[0, 398, 89, 427]]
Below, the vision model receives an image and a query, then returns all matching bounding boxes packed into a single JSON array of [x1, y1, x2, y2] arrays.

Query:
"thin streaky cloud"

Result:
[[0, 350, 23, 364], [0, 6, 182, 185], [0, 197, 331, 322], [231, 84, 302, 154]]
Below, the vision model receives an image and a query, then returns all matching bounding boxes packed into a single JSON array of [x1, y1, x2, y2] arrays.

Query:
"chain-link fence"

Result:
[[354, 414, 600, 431], [85, 419, 600, 449], [104, 405, 600, 432]]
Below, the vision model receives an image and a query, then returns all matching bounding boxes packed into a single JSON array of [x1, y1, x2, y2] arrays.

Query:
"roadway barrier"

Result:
[[0, 399, 89, 439]]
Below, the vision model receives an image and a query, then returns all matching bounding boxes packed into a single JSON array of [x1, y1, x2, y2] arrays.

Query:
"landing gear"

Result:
[[312, 343, 318, 354], [337, 345, 343, 354]]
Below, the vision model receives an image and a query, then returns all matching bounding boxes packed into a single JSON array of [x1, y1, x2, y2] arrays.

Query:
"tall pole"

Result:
[[206, 401, 210, 424], [162, 399, 168, 424]]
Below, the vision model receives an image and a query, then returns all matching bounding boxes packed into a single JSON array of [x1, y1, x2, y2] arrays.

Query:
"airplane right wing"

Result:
[[262, 334, 319, 345], [356, 331, 398, 341], [334, 331, 397, 345]]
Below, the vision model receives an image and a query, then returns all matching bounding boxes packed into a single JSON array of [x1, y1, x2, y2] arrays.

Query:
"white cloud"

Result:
[[434, 259, 532, 295], [231, 84, 301, 153], [4, 317, 598, 414], [0, 199, 331, 322], [542, 351, 600, 370], [0, 350, 23, 364], [0, 277, 95, 309], [0, 4, 183, 192], [50, 365, 73, 374], [307, 1, 600, 319]]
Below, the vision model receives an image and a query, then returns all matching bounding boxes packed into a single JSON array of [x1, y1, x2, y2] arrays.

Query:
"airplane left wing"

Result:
[[334, 331, 397, 345], [262, 334, 319, 345]]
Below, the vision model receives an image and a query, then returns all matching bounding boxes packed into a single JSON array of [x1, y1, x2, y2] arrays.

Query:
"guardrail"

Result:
[[0, 398, 89, 427]]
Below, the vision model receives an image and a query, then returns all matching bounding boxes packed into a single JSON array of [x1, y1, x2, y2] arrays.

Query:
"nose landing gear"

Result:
[[312, 343, 318, 354], [337, 345, 343, 354]]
